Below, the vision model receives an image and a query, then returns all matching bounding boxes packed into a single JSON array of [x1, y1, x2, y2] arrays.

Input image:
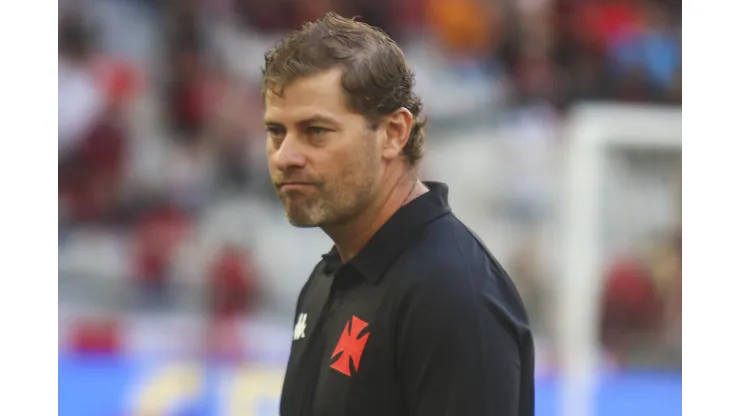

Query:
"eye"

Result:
[[266, 126, 285, 139], [306, 126, 327, 136]]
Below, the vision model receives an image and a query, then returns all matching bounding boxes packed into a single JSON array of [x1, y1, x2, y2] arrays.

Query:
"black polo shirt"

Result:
[[280, 182, 534, 416]]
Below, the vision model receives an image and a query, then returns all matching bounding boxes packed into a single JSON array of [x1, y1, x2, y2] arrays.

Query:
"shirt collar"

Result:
[[322, 181, 452, 283]]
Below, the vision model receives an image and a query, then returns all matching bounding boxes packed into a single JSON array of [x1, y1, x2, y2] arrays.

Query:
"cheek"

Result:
[[265, 143, 281, 172], [318, 131, 379, 187], [335, 145, 377, 187], [265, 141, 274, 163]]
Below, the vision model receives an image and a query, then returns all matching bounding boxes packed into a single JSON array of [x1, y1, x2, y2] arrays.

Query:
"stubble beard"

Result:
[[281, 158, 379, 229], [282, 190, 332, 228]]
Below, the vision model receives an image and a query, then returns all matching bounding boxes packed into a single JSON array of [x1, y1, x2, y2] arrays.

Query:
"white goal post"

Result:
[[558, 104, 682, 416]]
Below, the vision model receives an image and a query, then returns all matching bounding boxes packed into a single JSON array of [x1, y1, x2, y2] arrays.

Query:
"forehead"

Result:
[[264, 68, 352, 123]]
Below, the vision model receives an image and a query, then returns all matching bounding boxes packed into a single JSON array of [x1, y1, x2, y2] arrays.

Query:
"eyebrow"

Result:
[[264, 115, 341, 128]]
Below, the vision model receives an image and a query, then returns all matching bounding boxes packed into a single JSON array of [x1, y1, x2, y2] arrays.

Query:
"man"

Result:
[[263, 13, 534, 416]]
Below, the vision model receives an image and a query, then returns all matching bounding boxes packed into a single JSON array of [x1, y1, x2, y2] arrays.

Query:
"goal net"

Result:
[[558, 104, 682, 416]]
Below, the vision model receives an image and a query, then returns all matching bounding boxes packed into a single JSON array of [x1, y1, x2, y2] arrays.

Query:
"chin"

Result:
[[283, 202, 342, 228], [287, 217, 322, 228], [285, 210, 324, 228]]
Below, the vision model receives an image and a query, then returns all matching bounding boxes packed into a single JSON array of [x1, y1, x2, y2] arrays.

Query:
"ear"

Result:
[[380, 108, 413, 161]]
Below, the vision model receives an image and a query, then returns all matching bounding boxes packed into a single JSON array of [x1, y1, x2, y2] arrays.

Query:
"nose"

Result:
[[270, 134, 308, 172]]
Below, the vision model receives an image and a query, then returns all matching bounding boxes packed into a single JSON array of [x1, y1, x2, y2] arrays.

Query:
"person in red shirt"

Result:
[[208, 244, 260, 318], [600, 233, 682, 367], [131, 202, 193, 308], [61, 56, 139, 224], [205, 244, 261, 359]]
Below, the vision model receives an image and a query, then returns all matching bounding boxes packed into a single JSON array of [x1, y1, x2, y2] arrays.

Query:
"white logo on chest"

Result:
[[293, 313, 308, 341]]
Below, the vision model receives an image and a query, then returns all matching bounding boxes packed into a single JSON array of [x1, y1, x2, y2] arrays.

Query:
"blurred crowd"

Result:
[[58, 0, 681, 370]]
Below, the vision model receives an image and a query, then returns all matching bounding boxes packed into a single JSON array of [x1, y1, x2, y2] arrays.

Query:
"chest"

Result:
[[282, 273, 405, 416]]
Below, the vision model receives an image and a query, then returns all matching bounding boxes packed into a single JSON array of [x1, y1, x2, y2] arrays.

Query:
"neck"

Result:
[[324, 173, 428, 263]]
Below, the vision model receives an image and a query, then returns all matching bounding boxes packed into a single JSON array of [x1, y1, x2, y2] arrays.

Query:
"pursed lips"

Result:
[[279, 182, 316, 190]]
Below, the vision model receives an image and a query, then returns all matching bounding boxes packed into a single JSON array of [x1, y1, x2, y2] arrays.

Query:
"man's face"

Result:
[[264, 69, 383, 228]]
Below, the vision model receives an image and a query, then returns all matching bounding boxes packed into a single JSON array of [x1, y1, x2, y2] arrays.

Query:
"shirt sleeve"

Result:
[[395, 270, 524, 416]]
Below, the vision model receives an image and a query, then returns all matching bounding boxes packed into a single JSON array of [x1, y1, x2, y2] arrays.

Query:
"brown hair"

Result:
[[262, 12, 426, 166]]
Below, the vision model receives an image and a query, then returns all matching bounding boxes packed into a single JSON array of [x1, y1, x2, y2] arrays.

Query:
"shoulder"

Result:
[[396, 214, 511, 298], [394, 214, 530, 329]]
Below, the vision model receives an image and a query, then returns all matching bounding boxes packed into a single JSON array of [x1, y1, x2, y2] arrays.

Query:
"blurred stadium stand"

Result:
[[58, 0, 681, 414]]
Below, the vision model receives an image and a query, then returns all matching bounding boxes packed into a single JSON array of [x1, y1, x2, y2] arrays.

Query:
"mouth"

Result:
[[278, 182, 316, 191]]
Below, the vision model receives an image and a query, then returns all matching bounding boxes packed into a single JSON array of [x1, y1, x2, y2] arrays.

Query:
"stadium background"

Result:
[[58, 0, 681, 414]]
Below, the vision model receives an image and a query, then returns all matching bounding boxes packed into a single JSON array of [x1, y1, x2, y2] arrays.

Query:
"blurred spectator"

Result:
[[92, 57, 140, 110], [574, 0, 642, 51], [606, 1, 681, 102], [69, 318, 122, 355], [58, 14, 103, 159], [166, 0, 210, 143], [601, 258, 659, 362], [341, 0, 399, 38], [235, 0, 302, 32], [167, 48, 209, 142], [59, 15, 140, 225], [600, 232, 681, 369], [131, 202, 193, 308], [59, 13, 99, 223], [206, 245, 261, 359], [68, 108, 128, 223], [426, 0, 500, 60], [208, 244, 260, 319]]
